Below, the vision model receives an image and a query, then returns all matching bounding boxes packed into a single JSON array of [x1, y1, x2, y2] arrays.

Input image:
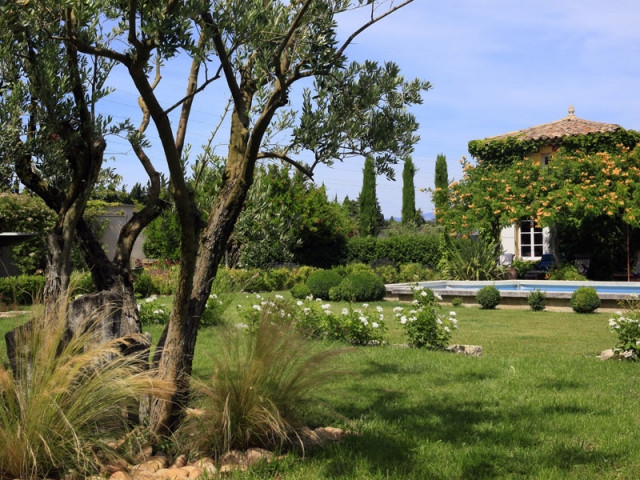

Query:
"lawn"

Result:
[[2, 295, 639, 479]]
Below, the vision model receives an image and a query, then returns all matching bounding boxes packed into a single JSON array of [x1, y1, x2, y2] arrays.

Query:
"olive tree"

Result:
[[1, 0, 428, 437]]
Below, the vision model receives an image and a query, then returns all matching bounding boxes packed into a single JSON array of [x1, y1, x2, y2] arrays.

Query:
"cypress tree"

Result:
[[434, 153, 449, 221], [401, 157, 416, 224], [359, 156, 379, 237]]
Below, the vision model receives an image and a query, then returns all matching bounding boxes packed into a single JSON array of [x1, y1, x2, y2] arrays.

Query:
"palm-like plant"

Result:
[[0, 299, 173, 479], [441, 237, 506, 280]]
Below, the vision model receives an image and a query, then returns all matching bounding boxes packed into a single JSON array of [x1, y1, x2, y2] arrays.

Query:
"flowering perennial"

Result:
[[238, 294, 386, 346], [395, 287, 457, 349]]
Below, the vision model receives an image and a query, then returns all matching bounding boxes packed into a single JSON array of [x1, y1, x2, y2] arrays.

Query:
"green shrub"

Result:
[[267, 267, 295, 291], [243, 270, 275, 293], [374, 264, 398, 284], [133, 270, 158, 298], [0, 275, 45, 305], [138, 296, 170, 325], [200, 293, 229, 327], [609, 299, 640, 359], [395, 288, 458, 349], [451, 297, 463, 307], [70, 270, 96, 295], [571, 286, 600, 313], [396, 263, 433, 283], [305, 270, 343, 300], [548, 264, 587, 281], [527, 289, 547, 312], [290, 283, 311, 299], [333, 271, 386, 302], [512, 259, 538, 279], [441, 238, 505, 280], [476, 285, 501, 309], [344, 263, 375, 275]]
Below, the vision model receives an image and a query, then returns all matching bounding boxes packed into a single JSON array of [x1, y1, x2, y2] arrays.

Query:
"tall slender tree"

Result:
[[434, 153, 449, 222], [360, 156, 379, 237], [402, 157, 417, 224]]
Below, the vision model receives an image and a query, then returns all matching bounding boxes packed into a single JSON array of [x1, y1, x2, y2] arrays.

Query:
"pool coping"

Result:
[[385, 280, 640, 312]]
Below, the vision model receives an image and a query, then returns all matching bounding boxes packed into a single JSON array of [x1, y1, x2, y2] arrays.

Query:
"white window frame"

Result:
[[519, 220, 544, 259]]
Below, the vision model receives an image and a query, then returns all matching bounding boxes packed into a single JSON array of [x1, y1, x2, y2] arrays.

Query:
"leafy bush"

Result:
[[527, 289, 547, 311], [570, 286, 600, 313], [305, 269, 343, 300], [182, 310, 345, 455], [609, 300, 640, 359], [238, 295, 386, 346], [476, 285, 501, 309], [548, 264, 587, 281], [0, 297, 172, 479], [138, 295, 170, 325], [344, 262, 375, 275], [133, 270, 158, 298], [451, 297, 463, 307], [332, 271, 386, 302], [70, 270, 96, 295], [200, 293, 228, 327], [373, 263, 398, 284], [395, 288, 458, 349], [290, 283, 311, 299], [396, 263, 435, 283], [0, 275, 45, 305], [512, 259, 538, 279]]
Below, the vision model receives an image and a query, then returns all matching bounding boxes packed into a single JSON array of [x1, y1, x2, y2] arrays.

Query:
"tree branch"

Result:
[[257, 151, 314, 179], [335, 0, 414, 59]]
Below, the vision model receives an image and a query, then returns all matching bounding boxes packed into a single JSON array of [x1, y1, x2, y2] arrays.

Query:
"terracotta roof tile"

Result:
[[482, 106, 620, 142]]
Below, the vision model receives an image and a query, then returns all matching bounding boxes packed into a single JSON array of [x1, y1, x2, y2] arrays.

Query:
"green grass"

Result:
[[2, 295, 638, 479]]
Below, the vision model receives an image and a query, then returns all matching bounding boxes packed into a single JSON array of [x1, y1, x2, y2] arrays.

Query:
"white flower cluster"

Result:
[[608, 311, 639, 330]]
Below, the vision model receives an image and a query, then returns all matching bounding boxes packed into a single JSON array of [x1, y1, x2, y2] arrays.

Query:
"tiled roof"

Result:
[[482, 106, 621, 142]]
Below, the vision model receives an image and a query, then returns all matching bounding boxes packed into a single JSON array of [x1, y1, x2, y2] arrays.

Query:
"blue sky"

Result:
[[102, 0, 640, 218]]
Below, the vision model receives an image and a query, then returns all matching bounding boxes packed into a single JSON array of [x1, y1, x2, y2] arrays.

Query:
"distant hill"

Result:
[[387, 212, 435, 222]]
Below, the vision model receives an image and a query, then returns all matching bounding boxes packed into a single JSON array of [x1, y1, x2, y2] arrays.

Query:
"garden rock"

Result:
[[446, 344, 483, 357], [108, 456, 216, 480], [299, 426, 353, 448], [598, 349, 616, 360]]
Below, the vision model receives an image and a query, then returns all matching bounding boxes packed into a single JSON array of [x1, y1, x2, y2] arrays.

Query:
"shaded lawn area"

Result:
[[2, 297, 639, 479]]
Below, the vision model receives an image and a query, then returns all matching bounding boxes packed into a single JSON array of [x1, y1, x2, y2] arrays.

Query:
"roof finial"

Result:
[[568, 105, 575, 117]]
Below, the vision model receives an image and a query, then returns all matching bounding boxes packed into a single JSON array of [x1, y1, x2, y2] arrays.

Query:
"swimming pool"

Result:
[[385, 280, 640, 310]]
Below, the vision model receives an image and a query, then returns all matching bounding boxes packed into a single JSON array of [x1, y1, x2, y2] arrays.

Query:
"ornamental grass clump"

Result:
[[395, 288, 458, 349], [182, 310, 347, 456], [0, 297, 173, 480]]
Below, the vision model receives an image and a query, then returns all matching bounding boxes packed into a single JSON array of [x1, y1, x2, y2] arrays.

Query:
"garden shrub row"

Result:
[[0, 275, 45, 305], [346, 233, 442, 269]]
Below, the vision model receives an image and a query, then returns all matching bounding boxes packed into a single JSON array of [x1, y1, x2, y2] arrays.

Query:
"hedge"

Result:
[[0, 275, 45, 305], [346, 233, 442, 269]]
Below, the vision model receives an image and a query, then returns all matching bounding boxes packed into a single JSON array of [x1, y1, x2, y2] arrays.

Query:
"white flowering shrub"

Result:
[[200, 293, 229, 327], [609, 303, 640, 360], [237, 294, 386, 345], [395, 288, 457, 349], [138, 295, 169, 325]]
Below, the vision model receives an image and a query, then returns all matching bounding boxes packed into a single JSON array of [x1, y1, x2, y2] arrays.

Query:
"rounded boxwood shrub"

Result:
[[305, 269, 343, 300], [290, 282, 311, 299], [570, 286, 600, 313], [333, 271, 386, 302], [476, 285, 501, 309], [527, 289, 547, 312]]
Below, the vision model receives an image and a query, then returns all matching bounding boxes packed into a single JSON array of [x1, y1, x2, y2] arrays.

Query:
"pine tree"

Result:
[[402, 157, 416, 224], [434, 153, 449, 221], [359, 156, 379, 237]]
